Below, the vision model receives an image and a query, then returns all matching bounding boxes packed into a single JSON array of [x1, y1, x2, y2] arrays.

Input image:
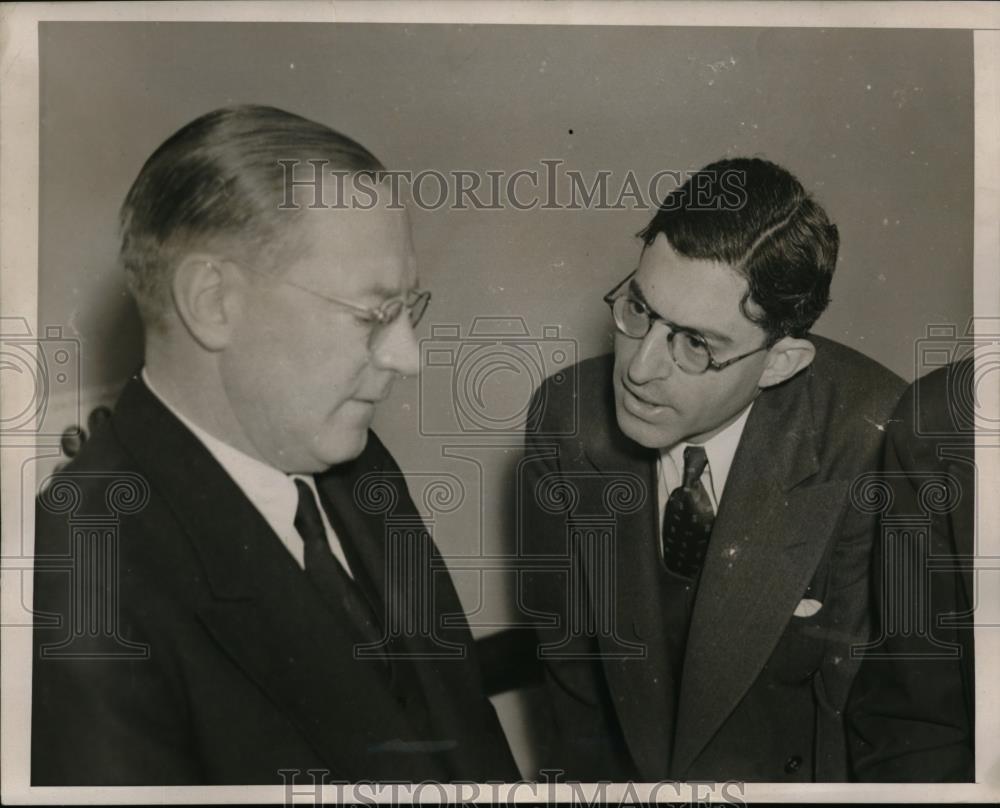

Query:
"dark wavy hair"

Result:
[[120, 105, 384, 328], [639, 157, 839, 342]]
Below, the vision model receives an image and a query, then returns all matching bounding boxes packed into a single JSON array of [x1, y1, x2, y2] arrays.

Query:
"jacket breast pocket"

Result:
[[767, 568, 833, 684]]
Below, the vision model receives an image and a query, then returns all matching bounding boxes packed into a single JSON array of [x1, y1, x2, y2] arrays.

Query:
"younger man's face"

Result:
[[612, 233, 772, 450]]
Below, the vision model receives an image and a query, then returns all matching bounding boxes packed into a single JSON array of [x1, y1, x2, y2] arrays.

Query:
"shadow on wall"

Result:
[[76, 274, 146, 394]]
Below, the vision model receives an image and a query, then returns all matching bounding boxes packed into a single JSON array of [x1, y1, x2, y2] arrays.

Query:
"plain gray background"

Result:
[[39, 22, 974, 775]]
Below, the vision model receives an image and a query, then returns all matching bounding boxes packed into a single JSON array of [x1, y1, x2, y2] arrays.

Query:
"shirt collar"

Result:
[[662, 401, 754, 504], [140, 368, 298, 538]]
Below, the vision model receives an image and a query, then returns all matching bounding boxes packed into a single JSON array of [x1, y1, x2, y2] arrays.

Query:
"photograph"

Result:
[[1, 2, 997, 804]]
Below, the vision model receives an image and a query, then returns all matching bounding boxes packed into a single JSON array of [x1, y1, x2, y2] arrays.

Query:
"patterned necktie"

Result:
[[293, 477, 385, 651], [661, 446, 716, 579]]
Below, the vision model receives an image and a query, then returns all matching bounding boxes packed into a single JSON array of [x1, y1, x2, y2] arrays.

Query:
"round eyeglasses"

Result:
[[603, 272, 769, 375]]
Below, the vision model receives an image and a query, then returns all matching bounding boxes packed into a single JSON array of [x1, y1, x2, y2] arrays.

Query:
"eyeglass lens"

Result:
[[612, 296, 712, 373], [376, 292, 429, 328]]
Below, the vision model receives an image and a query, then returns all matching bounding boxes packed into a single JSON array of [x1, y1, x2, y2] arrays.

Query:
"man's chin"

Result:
[[310, 428, 370, 471], [614, 406, 679, 450]]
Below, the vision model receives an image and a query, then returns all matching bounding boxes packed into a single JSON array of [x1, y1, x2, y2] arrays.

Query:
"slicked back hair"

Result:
[[639, 157, 839, 343], [120, 104, 384, 328]]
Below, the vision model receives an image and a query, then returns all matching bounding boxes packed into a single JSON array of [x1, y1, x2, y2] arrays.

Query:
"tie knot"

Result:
[[682, 445, 709, 489]]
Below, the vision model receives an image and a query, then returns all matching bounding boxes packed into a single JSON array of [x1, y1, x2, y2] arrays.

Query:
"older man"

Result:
[[521, 158, 906, 781], [32, 105, 518, 785]]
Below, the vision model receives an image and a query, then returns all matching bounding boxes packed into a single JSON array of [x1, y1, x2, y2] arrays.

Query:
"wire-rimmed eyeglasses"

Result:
[[603, 271, 768, 375], [237, 262, 431, 330], [276, 275, 431, 329]]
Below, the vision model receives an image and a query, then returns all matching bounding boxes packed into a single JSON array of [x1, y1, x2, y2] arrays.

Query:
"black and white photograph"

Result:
[[1, 2, 998, 804]]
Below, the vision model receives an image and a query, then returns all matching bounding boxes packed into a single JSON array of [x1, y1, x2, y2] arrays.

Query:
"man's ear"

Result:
[[171, 256, 245, 351], [758, 336, 816, 389]]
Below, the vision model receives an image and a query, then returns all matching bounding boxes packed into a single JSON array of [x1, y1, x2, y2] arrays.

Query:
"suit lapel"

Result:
[[314, 448, 502, 777], [112, 378, 447, 780], [313, 467, 393, 641], [582, 415, 678, 777], [671, 370, 847, 776], [315, 460, 441, 721]]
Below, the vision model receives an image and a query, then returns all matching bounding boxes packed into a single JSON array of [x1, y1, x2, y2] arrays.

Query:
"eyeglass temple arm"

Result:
[[603, 270, 638, 303]]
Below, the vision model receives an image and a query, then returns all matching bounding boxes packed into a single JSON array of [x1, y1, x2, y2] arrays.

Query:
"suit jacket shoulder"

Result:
[[527, 352, 639, 464], [884, 357, 974, 473], [788, 335, 906, 477]]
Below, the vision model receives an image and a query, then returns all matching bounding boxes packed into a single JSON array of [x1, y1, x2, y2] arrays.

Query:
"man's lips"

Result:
[[621, 383, 671, 419], [347, 397, 384, 418], [354, 387, 392, 406]]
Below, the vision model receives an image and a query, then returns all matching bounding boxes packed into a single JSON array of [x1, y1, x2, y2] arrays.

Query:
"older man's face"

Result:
[[219, 200, 421, 473]]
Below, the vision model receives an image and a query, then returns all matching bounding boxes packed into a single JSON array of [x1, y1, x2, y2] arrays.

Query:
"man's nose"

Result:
[[626, 324, 673, 385], [371, 314, 421, 377]]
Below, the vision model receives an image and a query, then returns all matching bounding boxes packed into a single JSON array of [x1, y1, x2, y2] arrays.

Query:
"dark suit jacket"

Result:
[[520, 335, 904, 782], [847, 359, 976, 781], [32, 376, 518, 785]]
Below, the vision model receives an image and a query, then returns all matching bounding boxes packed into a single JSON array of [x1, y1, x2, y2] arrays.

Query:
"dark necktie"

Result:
[[661, 446, 715, 579], [293, 477, 385, 651]]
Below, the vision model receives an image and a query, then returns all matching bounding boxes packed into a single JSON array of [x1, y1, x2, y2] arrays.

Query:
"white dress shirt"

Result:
[[141, 369, 354, 577], [656, 402, 754, 532]]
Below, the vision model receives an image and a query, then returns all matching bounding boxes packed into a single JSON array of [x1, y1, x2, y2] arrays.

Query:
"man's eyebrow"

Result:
[[629, 278, 734, 346]]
